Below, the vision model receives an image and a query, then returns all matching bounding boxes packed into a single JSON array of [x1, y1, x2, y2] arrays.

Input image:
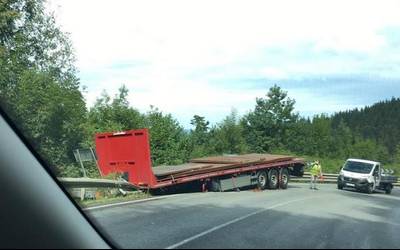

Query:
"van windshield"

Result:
[[343, 161, 374, 174]]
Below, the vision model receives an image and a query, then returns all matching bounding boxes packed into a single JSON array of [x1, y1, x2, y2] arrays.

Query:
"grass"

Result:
[[271, 150, 344, 174], [301, 156, 344, 174], [77, 191, 152, 208]]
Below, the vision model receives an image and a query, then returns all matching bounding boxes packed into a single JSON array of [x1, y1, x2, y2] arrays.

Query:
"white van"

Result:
[[337, 159, 397, 194]]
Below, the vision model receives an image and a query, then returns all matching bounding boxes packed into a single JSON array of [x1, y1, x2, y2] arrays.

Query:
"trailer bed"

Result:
[[153, 154, 296, 180], [381, 175, 398, 183], [153, 163, 230, 177]]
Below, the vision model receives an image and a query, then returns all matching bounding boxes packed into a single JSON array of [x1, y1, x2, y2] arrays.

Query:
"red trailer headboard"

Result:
[[95, 129, 157, 188]]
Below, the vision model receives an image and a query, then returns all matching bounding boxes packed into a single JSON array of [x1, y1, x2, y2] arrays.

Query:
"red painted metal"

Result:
[[95, 129, 157, 188], [95, 129, 305, 190]]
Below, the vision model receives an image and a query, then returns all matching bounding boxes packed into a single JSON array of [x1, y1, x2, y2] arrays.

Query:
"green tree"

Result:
[[242, 85, 298, 152], [309, 114, 335, 157], [209, 109, 248, 154], [144, 106, 189, 166], [190, 115, 210, 144], [86, 85, 144, 146], [395, 145, 400, 164], [332, 98, 400, 160], [286, 118, 313, 155], [0, 0, 86, 176], [332, 120, 353, 158], [13, 70, 86, 168], [349, 138, 378, 161], [1, 0, 78, 104], [189, 115, 211, 157]]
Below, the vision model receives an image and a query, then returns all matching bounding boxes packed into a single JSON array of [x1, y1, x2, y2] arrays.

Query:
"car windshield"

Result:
[[1, 0, 400, 249], [343, 161, 374, 174]]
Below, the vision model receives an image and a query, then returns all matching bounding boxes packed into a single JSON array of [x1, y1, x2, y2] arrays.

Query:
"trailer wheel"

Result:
[[257, 171, 268, 190], [209, 179, 222, 192], [385, 185, 392, 194], [268, 169, 279, 190], [279, 168, 289, 189]]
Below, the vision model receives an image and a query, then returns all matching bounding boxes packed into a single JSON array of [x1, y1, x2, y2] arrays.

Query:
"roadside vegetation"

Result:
[[1, 0, 400, 181], [77, 191, 151, 208]]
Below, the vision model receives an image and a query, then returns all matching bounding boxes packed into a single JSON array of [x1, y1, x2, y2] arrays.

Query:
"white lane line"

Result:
[[83, 195, 179, 211], [166, 196, 320, 249]]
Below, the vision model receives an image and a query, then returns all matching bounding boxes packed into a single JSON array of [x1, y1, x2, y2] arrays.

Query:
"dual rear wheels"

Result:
[[257, 168, 289, 190]]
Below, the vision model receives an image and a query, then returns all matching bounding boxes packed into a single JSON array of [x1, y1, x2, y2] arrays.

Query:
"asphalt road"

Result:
[[87, 184, 400, 249]]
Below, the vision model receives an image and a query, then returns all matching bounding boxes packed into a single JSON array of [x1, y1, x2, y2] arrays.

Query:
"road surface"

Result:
[[86, 184, 400, 249]]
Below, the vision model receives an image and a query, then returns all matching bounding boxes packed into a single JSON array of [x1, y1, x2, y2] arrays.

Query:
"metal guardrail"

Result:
[[292, 172, 400, 187], [58, 173, 399, 190], [58, 178, 137, 190]]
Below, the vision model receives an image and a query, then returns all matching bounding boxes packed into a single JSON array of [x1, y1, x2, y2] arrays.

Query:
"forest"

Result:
[[1, 0, 400, 177]]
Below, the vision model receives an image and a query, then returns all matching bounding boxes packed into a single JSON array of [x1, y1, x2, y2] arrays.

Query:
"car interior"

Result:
[[0, 108, 112, 249]]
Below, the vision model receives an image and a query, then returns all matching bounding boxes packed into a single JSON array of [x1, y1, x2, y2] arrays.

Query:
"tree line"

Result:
[[1, 0, 399, 177]]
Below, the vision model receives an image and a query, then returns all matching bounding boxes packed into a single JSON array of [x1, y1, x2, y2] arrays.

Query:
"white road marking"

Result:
[[165, 196, 320, 249], [83, 195, 179, 211]]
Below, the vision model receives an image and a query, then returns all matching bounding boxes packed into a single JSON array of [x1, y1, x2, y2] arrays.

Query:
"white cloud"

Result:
[[47, 0, 400, 127]]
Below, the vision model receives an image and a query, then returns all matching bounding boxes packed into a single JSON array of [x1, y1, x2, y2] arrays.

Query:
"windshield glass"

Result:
[[343, 161, 374, 174], [2, 0, 400, 249]]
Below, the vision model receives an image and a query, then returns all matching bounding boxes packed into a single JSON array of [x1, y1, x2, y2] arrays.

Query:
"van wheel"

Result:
[[385, 185, 393, 195], [257, 171, 268, 190], [366, 184, 373, 194], [279, 168, 289, 189], [268, 169, 279, 190]]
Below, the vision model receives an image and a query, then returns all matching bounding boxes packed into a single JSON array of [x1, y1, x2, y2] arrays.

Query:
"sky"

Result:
[[48, 0, 400, 128]]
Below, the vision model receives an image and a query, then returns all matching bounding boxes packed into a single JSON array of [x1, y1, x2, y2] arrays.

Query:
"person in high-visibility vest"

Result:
[[310, 160, 323, 190]]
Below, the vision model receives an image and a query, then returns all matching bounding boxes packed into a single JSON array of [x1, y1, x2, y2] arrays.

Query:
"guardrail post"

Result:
[[80, 188, 86, 201]]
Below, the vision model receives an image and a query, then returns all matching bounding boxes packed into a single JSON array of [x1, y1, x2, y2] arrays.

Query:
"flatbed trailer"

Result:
[[95, 129, 305, 192]]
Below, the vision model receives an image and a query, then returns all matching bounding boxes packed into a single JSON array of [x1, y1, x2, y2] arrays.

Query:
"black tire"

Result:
[[268, 169, 279, 190], [337, 177, 343, 190], [279, 168, 290, 189], [257, 171, 268, 190], [209, 179, 222, 192], [385, 184, 393, 195], [366, 184, 373, 194]]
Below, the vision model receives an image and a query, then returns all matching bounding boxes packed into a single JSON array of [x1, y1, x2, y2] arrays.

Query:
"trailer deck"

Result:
[[153, 154, 297, 179]]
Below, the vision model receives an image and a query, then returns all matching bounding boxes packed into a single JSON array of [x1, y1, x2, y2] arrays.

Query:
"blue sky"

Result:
[[49, 0, 400, 128]]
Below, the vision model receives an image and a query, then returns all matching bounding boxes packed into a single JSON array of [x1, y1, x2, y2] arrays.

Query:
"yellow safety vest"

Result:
[[311, 164, 321, 176]]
